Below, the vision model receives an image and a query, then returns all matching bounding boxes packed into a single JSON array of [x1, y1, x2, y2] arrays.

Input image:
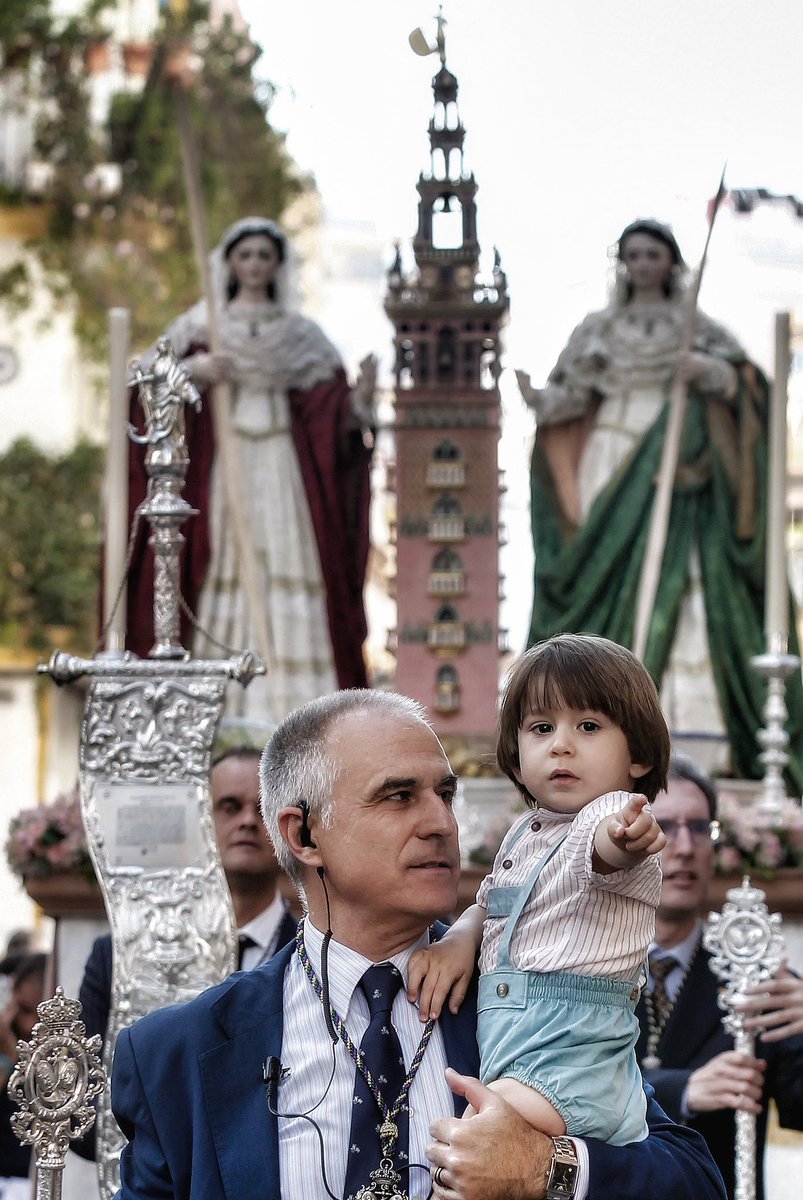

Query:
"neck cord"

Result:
[[295, 923, 435, 1151], [642, 939, 701, 1068]]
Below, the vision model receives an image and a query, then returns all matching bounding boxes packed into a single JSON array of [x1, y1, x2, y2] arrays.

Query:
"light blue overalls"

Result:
[[477, 823, 648, 1144]]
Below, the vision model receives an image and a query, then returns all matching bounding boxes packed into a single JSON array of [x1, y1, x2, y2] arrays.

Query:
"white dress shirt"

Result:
[[277, 918, 590, 1200], [278, 918, 452, 1200], [238, 892, 291, 970]]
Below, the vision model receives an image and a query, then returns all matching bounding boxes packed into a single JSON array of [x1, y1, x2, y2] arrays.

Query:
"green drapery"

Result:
[[529, 365, 803, 793]]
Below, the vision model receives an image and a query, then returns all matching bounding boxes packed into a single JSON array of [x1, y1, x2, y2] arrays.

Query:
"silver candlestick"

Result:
[[8, 988, 105, 1200], [750, 632, 801, 825], [703, 877, 785, 1200]]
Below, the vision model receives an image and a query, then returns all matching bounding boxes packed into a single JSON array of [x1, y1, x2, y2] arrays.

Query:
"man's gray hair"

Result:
[[259, 689, 430, 889]]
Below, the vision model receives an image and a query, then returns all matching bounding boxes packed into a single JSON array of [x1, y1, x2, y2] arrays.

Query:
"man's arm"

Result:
[[429, 1072, 726, 1200], [112, 1025, 176, 1199]]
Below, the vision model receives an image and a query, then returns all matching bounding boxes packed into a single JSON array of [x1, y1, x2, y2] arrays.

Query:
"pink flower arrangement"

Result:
[[715, 789, 803, 879], [5, 786, 94, 881]]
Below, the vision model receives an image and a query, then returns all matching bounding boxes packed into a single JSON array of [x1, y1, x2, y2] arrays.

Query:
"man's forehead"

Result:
[[328, 709, 450, 768], [656, 778, 710, 815]]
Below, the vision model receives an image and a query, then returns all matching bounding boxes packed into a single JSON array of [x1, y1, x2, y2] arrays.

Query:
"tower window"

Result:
[[433, 493, 462, 515], [434, 440, 461, 461], [432, 195, 463, 250]]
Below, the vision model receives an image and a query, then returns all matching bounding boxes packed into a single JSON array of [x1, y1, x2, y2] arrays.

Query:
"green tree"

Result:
[[0, 0, 311, 357], [0, 438, 104, 650]]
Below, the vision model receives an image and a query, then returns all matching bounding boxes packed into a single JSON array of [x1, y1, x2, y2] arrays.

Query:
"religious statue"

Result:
[[124, 216, 375, 722], [128, 337, 202, 474], [517, 218, 803, 788]]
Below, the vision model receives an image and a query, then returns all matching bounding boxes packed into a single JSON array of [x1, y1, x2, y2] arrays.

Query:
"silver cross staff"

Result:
[[8, 987, 105, 1200], [703, 877, 785, 1200]]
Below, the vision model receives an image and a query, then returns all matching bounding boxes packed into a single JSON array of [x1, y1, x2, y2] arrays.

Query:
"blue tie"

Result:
[[344, 963, 408, 1200]]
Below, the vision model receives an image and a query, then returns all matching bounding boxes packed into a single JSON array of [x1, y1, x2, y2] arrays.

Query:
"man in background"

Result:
[[640, 752, 803, 1200]]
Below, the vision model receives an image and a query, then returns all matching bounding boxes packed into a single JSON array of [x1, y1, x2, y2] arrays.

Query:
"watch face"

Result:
[[0, 345, 19, 385], [550, 1162, 579, 1194]]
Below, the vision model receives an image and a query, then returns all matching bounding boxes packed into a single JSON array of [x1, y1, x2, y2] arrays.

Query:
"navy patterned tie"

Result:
[[649, 954, 678, 1027], [344, 963, 408, 1200]]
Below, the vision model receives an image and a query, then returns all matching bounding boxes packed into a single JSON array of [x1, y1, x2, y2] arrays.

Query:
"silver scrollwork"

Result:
[[703, 876, 785, 1200], [80, 674, 238, 1199]]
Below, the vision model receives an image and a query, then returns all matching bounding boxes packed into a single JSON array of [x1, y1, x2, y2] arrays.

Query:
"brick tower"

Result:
[[385, 40, 509, 754]]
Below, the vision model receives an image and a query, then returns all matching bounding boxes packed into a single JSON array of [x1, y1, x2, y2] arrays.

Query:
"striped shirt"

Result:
[[278, 919, 453, 1200], [477, 792, 661, 981]]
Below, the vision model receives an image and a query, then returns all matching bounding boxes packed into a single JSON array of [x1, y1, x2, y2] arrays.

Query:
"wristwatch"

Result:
[[545, 1135, 579, 1198]]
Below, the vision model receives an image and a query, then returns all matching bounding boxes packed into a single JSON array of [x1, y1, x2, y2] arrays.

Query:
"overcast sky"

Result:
[[240, 0, 803, 645]]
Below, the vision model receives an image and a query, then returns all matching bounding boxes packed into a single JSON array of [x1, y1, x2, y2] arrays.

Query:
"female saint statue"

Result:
[[517, 218, 802, 787], [125, 216, 373, 721]]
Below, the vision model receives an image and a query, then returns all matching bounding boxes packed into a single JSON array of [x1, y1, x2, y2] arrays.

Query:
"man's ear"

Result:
[[277, 805, 322, 869]]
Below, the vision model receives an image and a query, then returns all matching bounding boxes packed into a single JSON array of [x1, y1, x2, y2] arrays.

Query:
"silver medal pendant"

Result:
[[352, 1156, 408, 1200]]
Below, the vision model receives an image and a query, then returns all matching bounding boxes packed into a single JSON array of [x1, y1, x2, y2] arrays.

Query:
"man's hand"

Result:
[[738, 962, 803, 1042], [427, 1069, 552, 1200], [685, 1050, 766, 1116]]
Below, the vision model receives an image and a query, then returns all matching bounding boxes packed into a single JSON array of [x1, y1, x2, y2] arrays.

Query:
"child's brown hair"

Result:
[[497, 633, 670, 804]]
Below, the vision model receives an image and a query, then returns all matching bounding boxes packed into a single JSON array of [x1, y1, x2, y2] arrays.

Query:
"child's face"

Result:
[[515, 702, 650, 813]]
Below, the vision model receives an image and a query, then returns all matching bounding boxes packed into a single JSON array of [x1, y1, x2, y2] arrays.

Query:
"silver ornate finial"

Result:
[[128, 337, 203, 659], [8, 987, 105, 1199], [128, 337, 202, 471], [703, 877, 785, 1200], [750, 639, 801, 825]]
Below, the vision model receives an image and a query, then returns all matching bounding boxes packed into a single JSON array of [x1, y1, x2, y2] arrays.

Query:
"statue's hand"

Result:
[[184, 352, 232, 386], [514, 369, 543, 411], [351, 353, 378, 427]]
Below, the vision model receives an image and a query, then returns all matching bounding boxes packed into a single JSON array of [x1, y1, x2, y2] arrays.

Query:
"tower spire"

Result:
[[385, 34, 509, 744]]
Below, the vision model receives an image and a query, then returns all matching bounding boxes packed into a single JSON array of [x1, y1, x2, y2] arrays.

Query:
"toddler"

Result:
[[409, 633, 669, 1144]]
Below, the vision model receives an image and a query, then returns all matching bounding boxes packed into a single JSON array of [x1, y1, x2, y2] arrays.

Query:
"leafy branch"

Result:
[[0, 0, 311, 359]]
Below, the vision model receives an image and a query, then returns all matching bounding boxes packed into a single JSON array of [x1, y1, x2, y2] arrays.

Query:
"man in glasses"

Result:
[[637, 752, 803, 1200]]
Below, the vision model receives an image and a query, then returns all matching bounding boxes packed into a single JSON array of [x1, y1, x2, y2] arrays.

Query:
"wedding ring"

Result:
[[433, 1165, 446, 1187]]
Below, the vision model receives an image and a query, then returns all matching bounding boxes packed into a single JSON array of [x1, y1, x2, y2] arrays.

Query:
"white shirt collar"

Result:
[[238, 891, 287, 952], [301, 916, 430, 1021], [650, 918, 702, 972]]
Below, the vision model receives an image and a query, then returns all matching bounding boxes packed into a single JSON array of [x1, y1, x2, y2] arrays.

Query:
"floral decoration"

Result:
[[714, 789, 803, 878], [5, 786, 94, 881]]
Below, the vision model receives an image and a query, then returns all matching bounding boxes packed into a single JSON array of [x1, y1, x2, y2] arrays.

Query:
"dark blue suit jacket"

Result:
[[112, 937, 727, 1200], [76, 912, 298, 1163]]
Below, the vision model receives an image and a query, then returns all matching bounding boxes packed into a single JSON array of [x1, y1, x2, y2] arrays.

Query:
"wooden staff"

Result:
[[173, 81, 273, 673], [632, 169, 727, 662]]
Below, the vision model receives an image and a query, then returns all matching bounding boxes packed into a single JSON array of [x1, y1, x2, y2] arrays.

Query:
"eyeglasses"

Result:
[[656, 818, 720, 845]]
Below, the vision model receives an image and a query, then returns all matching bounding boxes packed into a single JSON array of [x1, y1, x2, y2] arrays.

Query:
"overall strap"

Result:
[[496, 831, 568, 970]]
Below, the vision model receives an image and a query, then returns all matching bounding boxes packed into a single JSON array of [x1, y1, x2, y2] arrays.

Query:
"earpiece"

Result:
[[299, 803, 317, 849]]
